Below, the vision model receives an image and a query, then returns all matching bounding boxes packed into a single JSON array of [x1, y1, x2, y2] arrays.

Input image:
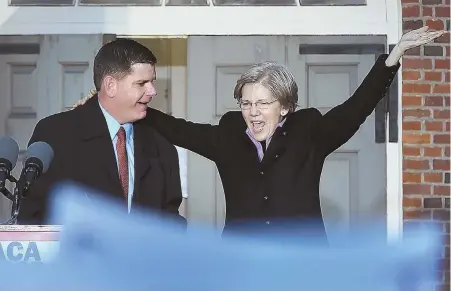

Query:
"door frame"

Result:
[[0, 0, 403, 239]]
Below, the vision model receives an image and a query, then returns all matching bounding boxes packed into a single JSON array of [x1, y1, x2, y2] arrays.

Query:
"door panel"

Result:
[[0, 55, 41, 216], [287, 39, 386, 234], [42, 35, 104, 115], [0, 35, 104, 221]]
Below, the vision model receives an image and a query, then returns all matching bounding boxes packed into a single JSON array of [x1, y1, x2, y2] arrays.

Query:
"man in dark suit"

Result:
[[18, 39, 185, 227]]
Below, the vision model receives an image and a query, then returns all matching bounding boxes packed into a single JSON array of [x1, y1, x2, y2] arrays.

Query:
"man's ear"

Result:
[[103, 75, 117, 98]]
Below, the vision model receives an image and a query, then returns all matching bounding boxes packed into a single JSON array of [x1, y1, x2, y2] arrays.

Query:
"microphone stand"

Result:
[[0, 174, 20, 225]]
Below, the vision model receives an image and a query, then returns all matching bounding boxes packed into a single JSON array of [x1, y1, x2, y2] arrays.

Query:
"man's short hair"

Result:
[[93, 38, 157, 91]]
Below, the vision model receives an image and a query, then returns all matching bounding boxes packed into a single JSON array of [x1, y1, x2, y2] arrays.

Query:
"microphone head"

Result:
[[24, 142, 54, 173], [0, 136, 20, 170]]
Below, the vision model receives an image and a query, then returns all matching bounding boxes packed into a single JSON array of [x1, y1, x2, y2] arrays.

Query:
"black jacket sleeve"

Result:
[[144, 108, 220, 162], [313, 54, 400, 155]]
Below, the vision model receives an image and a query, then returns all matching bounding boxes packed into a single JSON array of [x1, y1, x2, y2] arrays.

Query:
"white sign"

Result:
[[0, 241, 59, 263]]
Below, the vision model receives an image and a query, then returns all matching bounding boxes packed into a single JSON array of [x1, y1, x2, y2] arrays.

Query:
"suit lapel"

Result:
[[78, 95, 123, 199]]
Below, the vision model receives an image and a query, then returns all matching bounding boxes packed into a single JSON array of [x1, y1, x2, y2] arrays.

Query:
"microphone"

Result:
[[0, 136, 19, 191], [18, 141, 54, 198]]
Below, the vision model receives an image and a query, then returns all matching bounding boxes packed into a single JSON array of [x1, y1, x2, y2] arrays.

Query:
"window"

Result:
[[300, 0, 366, 5], [213, 0, 296, 5], [79, 0, 161, 4], [9, 0, 75, 5], [166, 0, 208, 5]]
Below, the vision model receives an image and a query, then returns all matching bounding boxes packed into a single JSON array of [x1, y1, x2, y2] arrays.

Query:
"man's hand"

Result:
[[72, 89, 96, 109], [386, 26, 448, 67]]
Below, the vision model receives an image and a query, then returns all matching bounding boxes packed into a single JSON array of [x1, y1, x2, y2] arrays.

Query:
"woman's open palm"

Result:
[[398, 26, 447, 52]]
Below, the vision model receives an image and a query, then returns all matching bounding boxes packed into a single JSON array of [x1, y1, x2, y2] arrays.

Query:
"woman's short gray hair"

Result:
[[234, 61, 298, 113]]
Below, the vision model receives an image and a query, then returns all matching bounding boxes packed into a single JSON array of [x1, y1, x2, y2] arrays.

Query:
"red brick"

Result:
[[434, 134, 451, 144], [404, 108, 432, 118], [445, 71, 450, 82], [404, 133, 431, 144], [434, 159, 451, 171], [403, 70, 422, 80], [403, 210, 432, 219], [403, 5, 421, 17], [425, 120, 444, 131], [403, 58, 433, 69], [421, 0, 442, 4], [424, 71, 443, 82], [426, 19, 445, 30], [446, 122, 450, 131], [434, 186, 451, 196], [404, 183, 432, 195], [425, 96, 444, 106], [404, 120, 422, 130], [433, 84, 451, 94], [424, 146, 443, 157], [435, 33, 450, 44], [424, 45, 444, 56], [404, 158, 430, 170], [403, 146, 421, 156], [435, 6, 451, 17], [403, 95, 423, 106], [424, 172, 443, 183], [435, 59, 450, 70], [445, 147, 450, 157], [403, 196, 422, 207], [404, 20, 424, 33], [404, 172, 422, 183], [433, 109, 450, 119], [423, 6, 434, 15], [403, 83, 432, 93]]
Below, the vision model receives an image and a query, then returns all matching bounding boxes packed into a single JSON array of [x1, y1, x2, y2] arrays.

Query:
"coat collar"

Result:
[[75, 94, 157, 202]]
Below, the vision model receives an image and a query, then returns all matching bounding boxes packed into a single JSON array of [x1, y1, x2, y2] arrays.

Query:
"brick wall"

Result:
[[401, 0, 450, 290]]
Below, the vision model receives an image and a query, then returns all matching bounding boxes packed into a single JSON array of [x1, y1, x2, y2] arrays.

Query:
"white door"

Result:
[[187, 36, 387, 235], [287, 37, 386, 236], [0, 35, 105, 221], [186, 36, 286, 231]]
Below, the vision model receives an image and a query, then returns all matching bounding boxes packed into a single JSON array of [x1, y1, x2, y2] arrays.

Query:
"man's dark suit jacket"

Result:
[[144, 54, 400, 237], [18, 95, 185, 227]]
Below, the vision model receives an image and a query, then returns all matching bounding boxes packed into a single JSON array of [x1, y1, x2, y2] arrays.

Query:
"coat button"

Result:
[[281, 131, 287, 136], [266, 221, 270, 225], [260, 171, 264, 175], [275, 154, 279, 159], [263, 196, 268, 200]]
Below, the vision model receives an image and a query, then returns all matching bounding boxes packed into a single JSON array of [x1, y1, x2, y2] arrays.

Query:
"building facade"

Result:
[[0, 0, 449, 289]]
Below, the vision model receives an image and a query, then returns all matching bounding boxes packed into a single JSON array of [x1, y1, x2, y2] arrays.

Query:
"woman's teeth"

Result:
[[251, 121, 265, 133]]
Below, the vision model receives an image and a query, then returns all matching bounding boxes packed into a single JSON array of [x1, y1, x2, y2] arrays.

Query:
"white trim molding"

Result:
[[385, 0, 403, 243], [0, 0, 387, 35]]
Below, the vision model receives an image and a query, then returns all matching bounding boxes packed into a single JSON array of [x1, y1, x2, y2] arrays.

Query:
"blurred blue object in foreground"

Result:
[[0, 181, 442, 291]]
